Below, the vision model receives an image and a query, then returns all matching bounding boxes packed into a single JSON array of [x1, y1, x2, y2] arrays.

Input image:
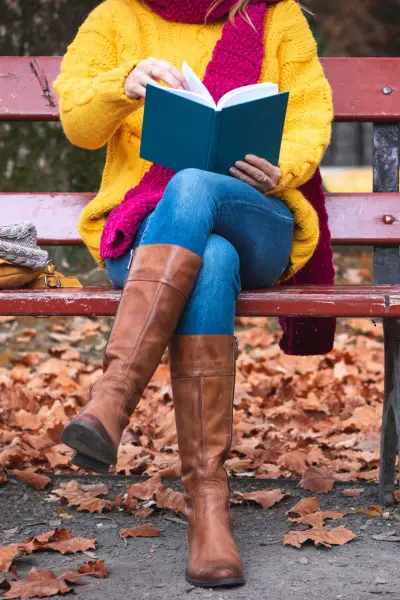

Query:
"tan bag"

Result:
[[0, 258, 45, 289], [0, 259, 82, 290]]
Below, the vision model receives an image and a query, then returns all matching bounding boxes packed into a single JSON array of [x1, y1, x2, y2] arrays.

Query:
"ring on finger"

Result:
[[261, 174, 268, 184]]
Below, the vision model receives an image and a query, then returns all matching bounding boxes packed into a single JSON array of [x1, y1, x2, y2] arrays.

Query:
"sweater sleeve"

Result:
[[53, 3, 142, 150], [270, 1, 333, 194]]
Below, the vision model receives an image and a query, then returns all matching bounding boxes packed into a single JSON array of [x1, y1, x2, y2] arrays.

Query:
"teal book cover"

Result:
[[140, 62, 289, 175]]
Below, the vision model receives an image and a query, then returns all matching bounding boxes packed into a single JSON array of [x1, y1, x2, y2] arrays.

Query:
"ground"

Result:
[[1, 248, 399, 599], [1, 476, 400, 600]]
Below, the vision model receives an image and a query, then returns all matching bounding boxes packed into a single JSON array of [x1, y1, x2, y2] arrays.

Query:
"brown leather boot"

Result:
[[170, 335, 244, 588], [62, 244, 202, 473]]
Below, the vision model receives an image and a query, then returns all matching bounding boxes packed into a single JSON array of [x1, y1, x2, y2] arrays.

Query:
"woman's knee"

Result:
[[162, 169, 216, 216], [200, 235, 241, 297]]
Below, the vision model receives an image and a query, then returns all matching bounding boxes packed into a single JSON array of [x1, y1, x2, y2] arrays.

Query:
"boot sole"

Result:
[[62, 420, 116, 474], [71, 451, 110, 474], [185, 574, 246, 588]]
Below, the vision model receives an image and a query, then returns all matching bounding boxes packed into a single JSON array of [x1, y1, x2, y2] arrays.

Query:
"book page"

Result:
[[182, 61, 216, 108], [217, 82, 279, 110], [147, 82, 215, 108]]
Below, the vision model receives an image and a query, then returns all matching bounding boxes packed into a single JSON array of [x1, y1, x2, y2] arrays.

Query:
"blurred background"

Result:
[[0, 0, 399, 278]]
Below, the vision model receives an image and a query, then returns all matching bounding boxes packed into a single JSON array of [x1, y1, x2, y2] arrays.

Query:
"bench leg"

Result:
[[379, 319, 400, 506]]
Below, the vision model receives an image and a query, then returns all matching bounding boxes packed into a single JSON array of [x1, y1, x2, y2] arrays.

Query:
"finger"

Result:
[[150, 66, 184, 89], [234, 160, 266, 184], [135, 72, 153, 90], [134, 84, 147, 98], [229, 166, 261, 189], [245, 154, 275, 175], [157, 60, 189, 89]]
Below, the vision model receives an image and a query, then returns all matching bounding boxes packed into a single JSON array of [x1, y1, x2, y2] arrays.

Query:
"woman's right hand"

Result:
[[124, 58, 188, 100]]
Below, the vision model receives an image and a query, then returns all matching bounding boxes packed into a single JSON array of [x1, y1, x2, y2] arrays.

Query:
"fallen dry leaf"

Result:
[[44, 445, 72, 469], [120, 525, 160, 538], [300, 467, 335, 494], [11, 469, 51, 491], [3, 568, 85, 599], [287, 497, 320, 517], [343, 488, 364, 497], [125, 476, 162, 501], [355, 505, 383, 518], [23, 528, 96, 555], [291, 511, 344, 528], [77, 560, 108, 578], [277, 451, 308, 475], [284, 525, 357, 549], [237, 489, 290, 510], [155, 487, 186, 514], [52, 481, 112, 513], [0, 545, 22, 573]]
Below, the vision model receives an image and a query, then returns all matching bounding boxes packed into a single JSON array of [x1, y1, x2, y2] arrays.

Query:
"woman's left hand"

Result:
[[229, 154, 281, 193]]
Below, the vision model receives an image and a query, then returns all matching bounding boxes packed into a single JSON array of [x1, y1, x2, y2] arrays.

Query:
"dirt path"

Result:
[[1, 477, 399, 600]]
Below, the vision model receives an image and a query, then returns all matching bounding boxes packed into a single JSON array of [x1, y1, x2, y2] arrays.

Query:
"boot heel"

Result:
[[62, 416, 118, 471], [71, 451, 111, 474]]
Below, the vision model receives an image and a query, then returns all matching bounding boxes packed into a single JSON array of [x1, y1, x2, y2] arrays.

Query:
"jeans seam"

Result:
[[221, 198, 294, 222], [137, 209, 156, 247]]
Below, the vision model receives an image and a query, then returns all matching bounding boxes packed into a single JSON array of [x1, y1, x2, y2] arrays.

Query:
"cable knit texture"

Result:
[[0, 222, 49, 268], [53, 0, 336, 355], [100, 0, 269, 261]]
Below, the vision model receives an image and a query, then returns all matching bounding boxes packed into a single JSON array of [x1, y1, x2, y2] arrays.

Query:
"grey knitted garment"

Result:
[[0, 222, 49, 268]]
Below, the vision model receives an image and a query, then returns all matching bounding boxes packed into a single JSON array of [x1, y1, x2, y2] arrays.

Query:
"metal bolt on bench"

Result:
[[0, 56, 399, 505]]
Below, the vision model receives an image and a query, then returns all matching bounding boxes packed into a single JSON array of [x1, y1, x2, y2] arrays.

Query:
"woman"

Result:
[[54, 0, 334, 588]]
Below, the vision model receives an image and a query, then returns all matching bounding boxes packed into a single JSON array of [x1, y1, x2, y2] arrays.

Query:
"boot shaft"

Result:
[[170, 335, 237, 488], [170, 334, 244, 587]]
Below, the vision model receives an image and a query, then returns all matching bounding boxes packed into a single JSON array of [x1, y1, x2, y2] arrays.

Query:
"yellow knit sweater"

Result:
[[53, 0, 333, 279]]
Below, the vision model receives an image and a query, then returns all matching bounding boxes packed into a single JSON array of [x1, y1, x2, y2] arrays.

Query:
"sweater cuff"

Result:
[[95, 58, 142, 108], [269, 160, 296, 195]]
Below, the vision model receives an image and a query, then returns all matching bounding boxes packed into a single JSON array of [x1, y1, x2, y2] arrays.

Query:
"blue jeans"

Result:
[[105, 169, 294, 335]]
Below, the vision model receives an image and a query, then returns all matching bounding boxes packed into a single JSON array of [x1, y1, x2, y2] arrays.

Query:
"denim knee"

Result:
[[201, 234, 241, 295], [162, 169, 216, 217], [176, 234, 240, 336]]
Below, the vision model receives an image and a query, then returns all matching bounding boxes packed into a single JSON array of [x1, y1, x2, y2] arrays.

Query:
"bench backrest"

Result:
[[1, 57, 399, 122], [0, 57, 399, 279]]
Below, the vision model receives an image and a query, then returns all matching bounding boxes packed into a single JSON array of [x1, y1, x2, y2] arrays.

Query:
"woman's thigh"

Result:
[[105, 170, 294, 290], [209, 174, 294, 288]]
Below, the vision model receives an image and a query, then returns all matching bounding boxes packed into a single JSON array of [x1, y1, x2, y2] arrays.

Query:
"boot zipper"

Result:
[[128, 248, 136, 271], [104, 249, 136, 359], [228, 337, 239, 452]]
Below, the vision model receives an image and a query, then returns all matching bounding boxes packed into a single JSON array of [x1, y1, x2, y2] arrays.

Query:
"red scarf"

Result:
[[100, 0, 336, 356]]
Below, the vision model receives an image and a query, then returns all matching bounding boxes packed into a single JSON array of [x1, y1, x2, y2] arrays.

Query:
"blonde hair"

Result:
[[206, 1, 312, 24]]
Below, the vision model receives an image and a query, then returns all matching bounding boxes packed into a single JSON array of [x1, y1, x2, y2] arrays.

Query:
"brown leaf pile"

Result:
[[0, 312, 384, 483], [284, 497, 357, 549]]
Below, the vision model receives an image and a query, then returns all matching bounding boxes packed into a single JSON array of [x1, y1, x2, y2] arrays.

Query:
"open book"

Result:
[[140, 62, 289, 175]]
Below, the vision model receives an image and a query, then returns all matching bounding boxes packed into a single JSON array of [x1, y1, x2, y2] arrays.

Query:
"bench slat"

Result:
[[1, 285, 400, 318], [0, 57, 399, 122], [2, 192, 400, 246]]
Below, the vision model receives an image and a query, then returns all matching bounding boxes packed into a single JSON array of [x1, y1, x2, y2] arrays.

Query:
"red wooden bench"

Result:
[[1, 57, 399, 504]]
